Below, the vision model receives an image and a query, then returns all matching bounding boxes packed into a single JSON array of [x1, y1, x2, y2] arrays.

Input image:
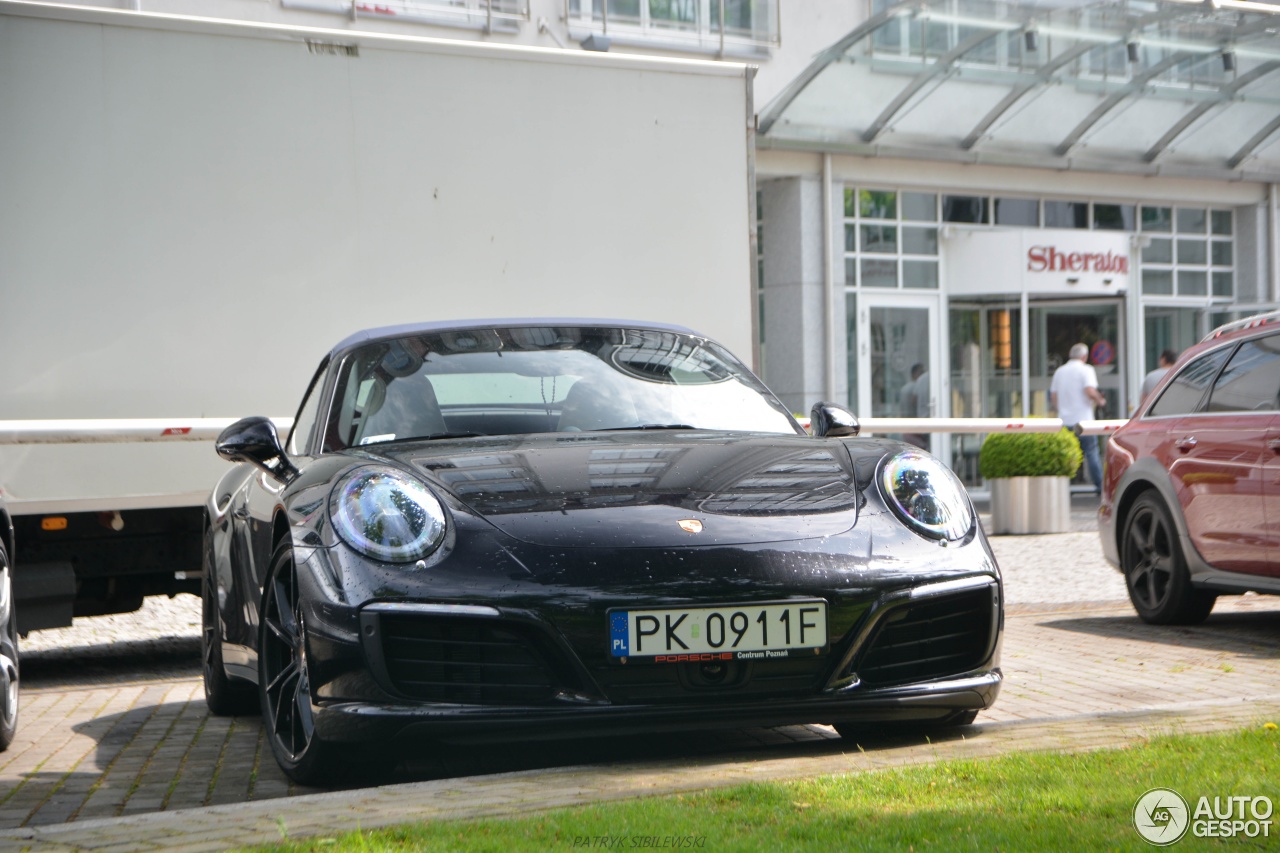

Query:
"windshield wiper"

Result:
[[605, 424, 698, 431]]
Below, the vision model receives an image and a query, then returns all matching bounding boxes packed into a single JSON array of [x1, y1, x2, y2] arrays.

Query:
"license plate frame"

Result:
[[607, 600, 828, 663]]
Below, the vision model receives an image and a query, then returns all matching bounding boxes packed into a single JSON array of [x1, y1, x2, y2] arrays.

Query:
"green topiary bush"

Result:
[[978, 428, 1083, 479]]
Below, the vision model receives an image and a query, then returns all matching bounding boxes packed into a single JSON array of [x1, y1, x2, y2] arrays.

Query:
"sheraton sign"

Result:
[[1027, 245, 1129, 275], [944, 228, 1132, 296]]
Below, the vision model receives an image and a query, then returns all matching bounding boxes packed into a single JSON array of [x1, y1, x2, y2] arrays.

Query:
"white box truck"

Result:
[[0, 0, 758, 631]]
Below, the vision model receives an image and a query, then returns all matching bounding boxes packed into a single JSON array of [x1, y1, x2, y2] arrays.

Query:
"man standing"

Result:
[[900, 363, 928, 449], [1140, 349, 1177, 402], [1050, 343, 1106, 495]]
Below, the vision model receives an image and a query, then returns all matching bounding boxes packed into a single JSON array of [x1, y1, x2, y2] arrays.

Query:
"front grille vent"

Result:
[[375, 615, 566, 705], [855, 588, 993, 688]]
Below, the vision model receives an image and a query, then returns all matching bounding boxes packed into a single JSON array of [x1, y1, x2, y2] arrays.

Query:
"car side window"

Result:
[[1205, 334, 1280, 413], [1148, 347, 1232, 417], [286, 359, 329, 456]]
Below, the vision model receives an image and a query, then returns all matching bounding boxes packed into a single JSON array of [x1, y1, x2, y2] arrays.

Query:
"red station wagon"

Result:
[[1100, 313, 1280, 624]]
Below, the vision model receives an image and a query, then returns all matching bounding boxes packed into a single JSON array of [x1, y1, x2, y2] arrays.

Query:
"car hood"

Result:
[[368, 431, 867, 548]]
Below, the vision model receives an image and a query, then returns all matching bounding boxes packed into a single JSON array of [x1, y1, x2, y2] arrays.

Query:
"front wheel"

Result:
[[259, 541, 343, 786], [1121, 492, 1215, 625]]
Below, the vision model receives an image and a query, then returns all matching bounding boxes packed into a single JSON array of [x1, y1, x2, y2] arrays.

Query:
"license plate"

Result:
[[607, 601, 828, 663]]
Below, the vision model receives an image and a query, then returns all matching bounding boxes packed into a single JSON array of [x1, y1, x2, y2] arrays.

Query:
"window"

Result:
[[902, 192, 936, 222], [1206, 336, 1280, 413], [994, 198, 1038, 227], [327, 326, 797, 448], [1044, 200, 1088, 229], [340, 0, 526, 31], [942, 195, 987, 224], [1141, 206, 1232, 299], [1141, 206, 1173, 232], [1149, 347, 1231, 417], [1093, 204, 1135, 231], [843, 187, 939, 289], [287, 360, 329, 456], [649, 0, 695, 27], [568, 0, 779, 50]]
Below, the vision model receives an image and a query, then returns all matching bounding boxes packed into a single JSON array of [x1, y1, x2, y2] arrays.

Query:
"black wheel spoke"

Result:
[[1144, 565, 1161, 608], [265, 658, 298, 697], [260, 543, 318, 766], [265, 614, 292, 647], [202, 626, 214, 667]]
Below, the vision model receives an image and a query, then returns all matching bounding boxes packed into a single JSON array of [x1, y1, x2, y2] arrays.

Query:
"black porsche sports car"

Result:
[[205, 320, 1002, 785]]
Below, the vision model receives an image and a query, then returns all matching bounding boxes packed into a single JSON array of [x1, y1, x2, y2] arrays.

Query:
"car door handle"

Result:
[[1175, 436, 1198, 452]]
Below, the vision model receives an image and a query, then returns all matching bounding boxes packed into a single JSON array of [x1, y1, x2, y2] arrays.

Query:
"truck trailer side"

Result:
[[0, 0, 757, 631]]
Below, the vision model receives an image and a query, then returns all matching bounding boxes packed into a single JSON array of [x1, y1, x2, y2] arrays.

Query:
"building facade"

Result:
[[754, 0, 1280, 481]]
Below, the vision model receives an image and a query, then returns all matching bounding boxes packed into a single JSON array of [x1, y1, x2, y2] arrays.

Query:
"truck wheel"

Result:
[[1122, 492, 1216, 625], [201, 527, 256, 716], [258, 541, 343, 786], [0, 539, 18, 751]]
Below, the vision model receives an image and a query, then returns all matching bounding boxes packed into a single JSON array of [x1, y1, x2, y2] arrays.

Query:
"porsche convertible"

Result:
[[205, 320, 1002, 784]]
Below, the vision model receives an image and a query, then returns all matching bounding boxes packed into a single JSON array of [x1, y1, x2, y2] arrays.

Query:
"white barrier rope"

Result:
[[0, 416, 1121, 445]]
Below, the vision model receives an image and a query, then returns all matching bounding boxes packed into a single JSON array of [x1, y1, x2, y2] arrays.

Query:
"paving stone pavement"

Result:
[[0, 496, 1277, 851]]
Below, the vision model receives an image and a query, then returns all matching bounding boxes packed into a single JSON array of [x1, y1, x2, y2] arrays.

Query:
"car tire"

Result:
[[0, 538, 18, 752], [1121, 492, 1216, 625], [259, 540, 346, 787], [201, 525, 257, 716]]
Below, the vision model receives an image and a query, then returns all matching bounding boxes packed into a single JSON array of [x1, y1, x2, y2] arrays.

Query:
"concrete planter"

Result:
[[988, 476, 1072, 535]]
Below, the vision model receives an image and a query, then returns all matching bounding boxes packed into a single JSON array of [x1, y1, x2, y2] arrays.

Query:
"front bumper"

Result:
[[299, 573, 1003, 746], [292, 504, 1005, 748], [310, 670, 1002, 745]]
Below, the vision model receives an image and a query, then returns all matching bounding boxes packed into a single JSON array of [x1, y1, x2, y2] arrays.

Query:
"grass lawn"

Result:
[[255, 725, 1278, 852]]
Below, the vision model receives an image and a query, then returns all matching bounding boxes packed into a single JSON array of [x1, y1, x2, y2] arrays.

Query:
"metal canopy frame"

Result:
[[758, 0, 1280, 182]]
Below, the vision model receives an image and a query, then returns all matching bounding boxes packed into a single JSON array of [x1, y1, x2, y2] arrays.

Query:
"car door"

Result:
[[227, 358, 330, 652], [1173, 333, 1280, 577]]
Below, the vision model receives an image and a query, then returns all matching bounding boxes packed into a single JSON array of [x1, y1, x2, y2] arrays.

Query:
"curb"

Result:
[[3, 699, 1277, 852]]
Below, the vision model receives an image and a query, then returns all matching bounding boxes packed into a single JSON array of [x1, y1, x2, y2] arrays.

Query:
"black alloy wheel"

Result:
[[1121, 492, 1216, 625], [0, 538, 17, 751], [259, 540, 339, 786], [201, 524, 257, 716]]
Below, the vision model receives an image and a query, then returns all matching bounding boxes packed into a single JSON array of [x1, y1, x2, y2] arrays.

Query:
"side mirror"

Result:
[[216, 416, 299, 482], [810, 402, 860, 438]]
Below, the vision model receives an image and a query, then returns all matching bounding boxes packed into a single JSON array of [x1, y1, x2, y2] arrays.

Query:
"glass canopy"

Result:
[[759, 0, 1280, 182]]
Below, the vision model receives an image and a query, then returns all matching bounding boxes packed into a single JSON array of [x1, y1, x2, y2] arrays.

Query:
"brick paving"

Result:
[[0, 496, 1276, 851]]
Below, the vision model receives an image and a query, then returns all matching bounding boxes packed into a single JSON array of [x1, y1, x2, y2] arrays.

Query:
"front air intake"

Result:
[[374, 614, 566, 705], [853, 587, 994, 688]]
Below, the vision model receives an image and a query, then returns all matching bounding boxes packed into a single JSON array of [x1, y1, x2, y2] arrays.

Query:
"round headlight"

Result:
[[330, 468, 447, 562], [881, 451, 973, 542]]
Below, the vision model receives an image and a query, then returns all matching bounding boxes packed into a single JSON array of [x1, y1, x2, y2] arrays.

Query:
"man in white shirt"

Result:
[[1049, 343, 1107, 495]]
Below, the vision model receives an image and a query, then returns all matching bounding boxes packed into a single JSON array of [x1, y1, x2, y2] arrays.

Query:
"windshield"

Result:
[[325, 326, 800, 448]]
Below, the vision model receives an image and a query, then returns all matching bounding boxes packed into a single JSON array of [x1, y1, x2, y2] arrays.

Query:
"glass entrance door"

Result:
[[945, 298, 1123, 487], [1030, 301, 1125, 420], [856, 296, 940, 455]]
